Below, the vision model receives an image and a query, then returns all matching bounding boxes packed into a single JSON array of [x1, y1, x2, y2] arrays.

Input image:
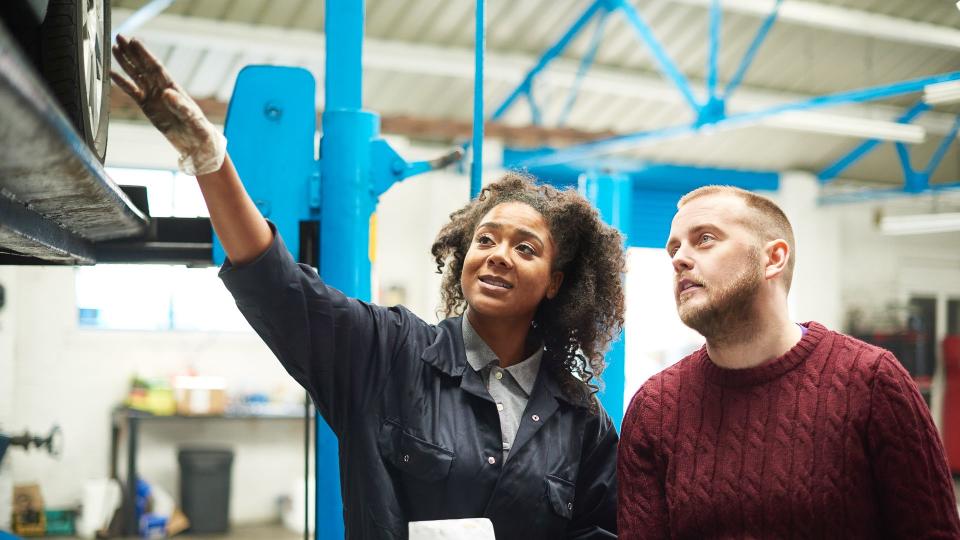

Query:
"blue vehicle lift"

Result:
[[212, 1, 465, 538]]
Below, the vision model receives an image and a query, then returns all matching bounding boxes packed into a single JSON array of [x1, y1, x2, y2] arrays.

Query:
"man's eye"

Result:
[[699, 234, 714, 244]]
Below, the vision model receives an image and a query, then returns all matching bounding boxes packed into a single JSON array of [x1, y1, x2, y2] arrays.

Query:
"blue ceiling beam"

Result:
[[514, 70, 960, 168], [558, 11, 610, 127], [818, 101, 931, 183], [706, 0, 721, 103], [612, 0, 701, 113], [504, 146, 779, 192], [489, 0, 606, 122], [921, 116, 960, 178], [722, 0, 783, 101]]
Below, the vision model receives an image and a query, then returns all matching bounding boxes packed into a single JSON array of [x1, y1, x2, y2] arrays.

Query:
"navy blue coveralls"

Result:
[[220, 228, 618, 539]]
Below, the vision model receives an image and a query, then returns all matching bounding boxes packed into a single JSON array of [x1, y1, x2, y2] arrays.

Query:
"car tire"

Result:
[[39, 0, 110, 163]]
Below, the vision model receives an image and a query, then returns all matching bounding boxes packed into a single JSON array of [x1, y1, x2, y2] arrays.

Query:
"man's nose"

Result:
[[671, 247, 693, 273]]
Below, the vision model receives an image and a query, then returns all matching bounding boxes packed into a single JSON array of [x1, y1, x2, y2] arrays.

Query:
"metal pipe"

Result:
[[471, 0, 486, 199], [578, 171, 631, 430], [315, 1, 378, 537], [325, 0, 363, 111]]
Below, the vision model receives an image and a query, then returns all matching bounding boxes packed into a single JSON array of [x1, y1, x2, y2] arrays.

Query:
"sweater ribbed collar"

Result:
[[697, 321, 830, 388]]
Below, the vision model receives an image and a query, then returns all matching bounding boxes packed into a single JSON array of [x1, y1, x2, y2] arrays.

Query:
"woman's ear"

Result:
[[545, 271, 564, 299]]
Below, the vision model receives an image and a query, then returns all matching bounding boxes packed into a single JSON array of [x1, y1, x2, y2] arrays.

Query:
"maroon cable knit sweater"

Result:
[[618, 321, 960, 539]]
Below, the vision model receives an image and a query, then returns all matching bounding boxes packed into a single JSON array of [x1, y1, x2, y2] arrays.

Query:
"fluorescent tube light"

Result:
[[879, 212, 960, 235], [762, 111, 926, 143], [924, 80, 960, 106]]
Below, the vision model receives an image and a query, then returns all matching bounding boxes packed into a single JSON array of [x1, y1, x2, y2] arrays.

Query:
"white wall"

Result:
[[775, 171, 844, 329], [837, 200, 960, 327], [4, 123, 481, 526], [9, 264, 305, 523], [0, 267, 17, 530]]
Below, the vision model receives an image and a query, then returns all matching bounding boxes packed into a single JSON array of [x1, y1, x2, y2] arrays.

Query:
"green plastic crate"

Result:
[[43, 509, 75, 536]]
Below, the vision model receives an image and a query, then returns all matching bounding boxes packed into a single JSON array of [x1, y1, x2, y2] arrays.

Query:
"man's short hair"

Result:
[[678, 185, 796, 291]]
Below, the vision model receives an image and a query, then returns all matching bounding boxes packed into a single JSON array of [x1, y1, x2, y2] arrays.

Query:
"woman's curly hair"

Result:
[[430, 172, 626, 413]]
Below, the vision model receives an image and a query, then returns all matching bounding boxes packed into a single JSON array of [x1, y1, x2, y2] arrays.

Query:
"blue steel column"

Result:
[[317, 1, 378, 537], [579, 171, 631, 430], [471, 0, 485, 199]]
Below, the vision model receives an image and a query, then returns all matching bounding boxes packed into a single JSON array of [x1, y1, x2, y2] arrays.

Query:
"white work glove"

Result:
[[111, 35, 226, 176]]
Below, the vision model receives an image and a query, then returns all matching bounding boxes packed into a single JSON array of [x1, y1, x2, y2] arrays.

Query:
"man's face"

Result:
[[665, 194, 765, 337], [461, 201, 563, 324]]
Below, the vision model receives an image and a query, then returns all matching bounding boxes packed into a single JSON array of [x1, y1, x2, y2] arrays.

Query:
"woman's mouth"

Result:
[[479, 275, 514, 290]]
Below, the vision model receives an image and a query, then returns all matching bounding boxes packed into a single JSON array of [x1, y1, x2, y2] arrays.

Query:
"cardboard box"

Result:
[[13, 484, 45, 536], [174, 376, 227, 416]]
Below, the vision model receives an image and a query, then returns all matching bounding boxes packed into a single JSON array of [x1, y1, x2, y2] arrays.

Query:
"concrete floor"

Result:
[[169, 524, 302, 539], [55, 523, 303, 539]]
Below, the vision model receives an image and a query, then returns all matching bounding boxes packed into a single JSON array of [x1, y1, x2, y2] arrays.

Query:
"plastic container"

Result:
[[177, 447, 234, 534], [44, 509, 76, 536]]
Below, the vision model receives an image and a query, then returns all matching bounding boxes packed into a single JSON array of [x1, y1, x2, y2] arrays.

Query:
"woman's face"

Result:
[[461, 201, 564, 324]]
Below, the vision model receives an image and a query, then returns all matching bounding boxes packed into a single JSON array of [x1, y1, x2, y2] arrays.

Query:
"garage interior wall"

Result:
[[0, 267, 16, 530], [0, 121, 477, 522], [3, 119, 960, 522]]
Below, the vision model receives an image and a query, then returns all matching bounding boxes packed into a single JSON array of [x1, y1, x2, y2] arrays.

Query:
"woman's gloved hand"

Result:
[[111, 35, 226, 176]]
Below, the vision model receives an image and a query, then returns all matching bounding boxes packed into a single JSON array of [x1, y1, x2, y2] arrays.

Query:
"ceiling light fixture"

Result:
[[879, 212, 960, 235], [762, 111, 926, 144], [923, 80, 960, 106]]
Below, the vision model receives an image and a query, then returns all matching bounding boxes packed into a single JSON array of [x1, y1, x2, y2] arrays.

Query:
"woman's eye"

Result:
[[516, 244, 535, 255], [477, 235, 493, 245]]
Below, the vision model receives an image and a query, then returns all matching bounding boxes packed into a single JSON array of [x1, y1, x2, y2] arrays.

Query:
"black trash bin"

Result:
[[178, 447, 234, 534]]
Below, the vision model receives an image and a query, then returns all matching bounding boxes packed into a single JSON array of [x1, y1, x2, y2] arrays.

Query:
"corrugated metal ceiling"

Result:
[[110, 0, 960, 186]]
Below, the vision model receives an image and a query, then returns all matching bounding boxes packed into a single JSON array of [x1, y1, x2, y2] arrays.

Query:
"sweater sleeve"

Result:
[[618, 378, 670, 540], [866, 352, 960, 539]]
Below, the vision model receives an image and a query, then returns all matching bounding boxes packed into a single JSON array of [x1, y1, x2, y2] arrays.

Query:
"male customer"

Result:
[[618, 185, 960, 538]]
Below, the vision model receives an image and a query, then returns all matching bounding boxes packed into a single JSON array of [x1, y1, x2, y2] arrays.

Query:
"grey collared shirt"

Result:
[[462, 315, 542, 461]]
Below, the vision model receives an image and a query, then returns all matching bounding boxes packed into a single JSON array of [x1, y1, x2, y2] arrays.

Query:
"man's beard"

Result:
[[677, 254, 764, 342]]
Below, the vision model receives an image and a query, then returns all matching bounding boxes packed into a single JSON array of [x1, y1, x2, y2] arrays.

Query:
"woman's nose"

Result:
[[487, 244, 513, 268]]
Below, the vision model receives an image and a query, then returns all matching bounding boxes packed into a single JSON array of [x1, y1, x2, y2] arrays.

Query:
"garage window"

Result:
[[75, 167, 250, 332]]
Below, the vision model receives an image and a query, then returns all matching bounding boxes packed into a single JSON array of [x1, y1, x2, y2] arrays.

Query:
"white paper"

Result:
[[409, 518, 496, 540]]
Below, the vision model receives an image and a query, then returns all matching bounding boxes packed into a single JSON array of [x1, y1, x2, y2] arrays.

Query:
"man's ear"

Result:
[[764, 239, 790, 281], [546, 271, 564, 299]]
